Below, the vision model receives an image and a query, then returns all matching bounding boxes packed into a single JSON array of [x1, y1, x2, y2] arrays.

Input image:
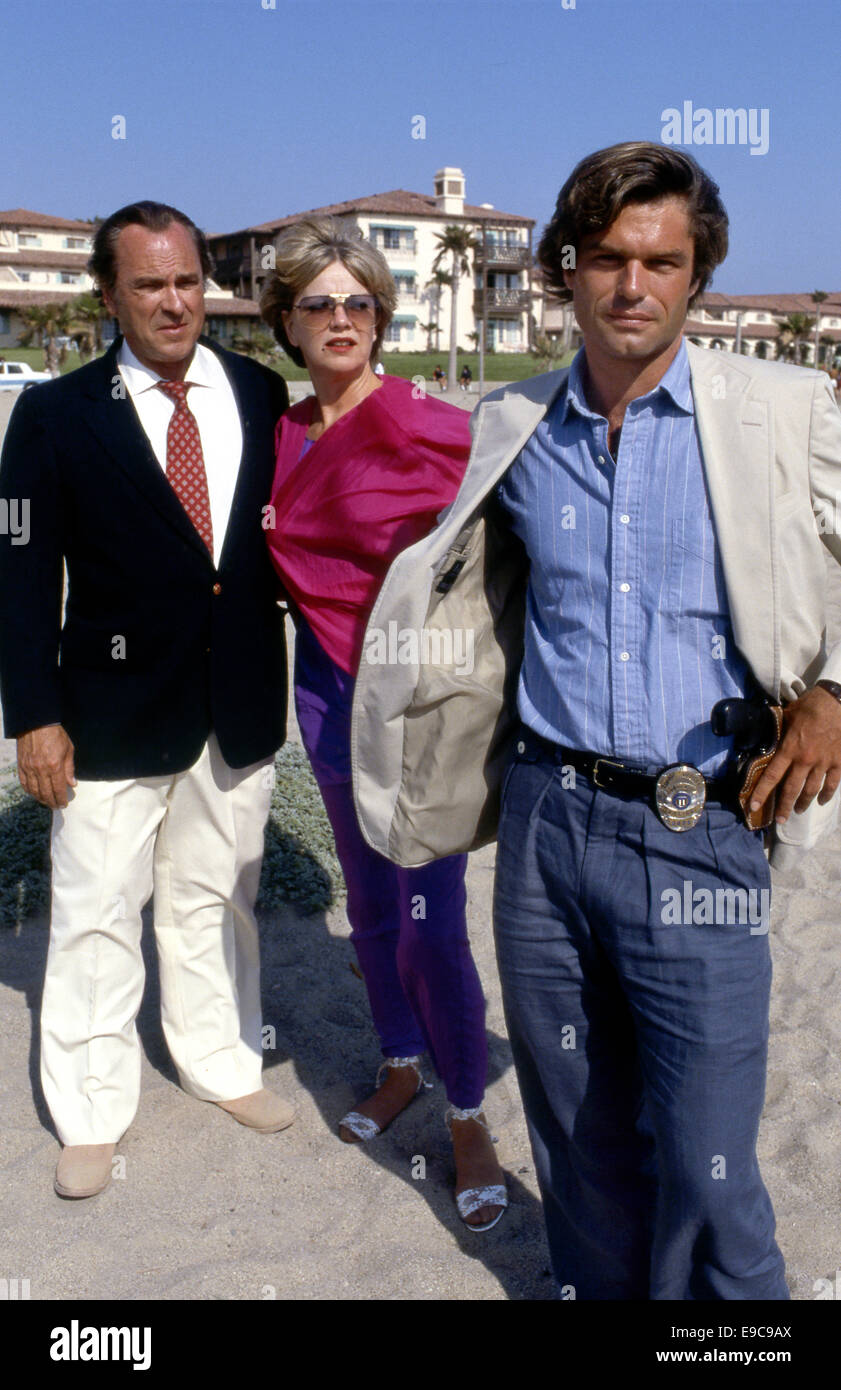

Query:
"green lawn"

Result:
[[373, 351, 575, 381], [3, 343, 573, 383], [1, 345, 84, 375], [262, 349, 575, 384]]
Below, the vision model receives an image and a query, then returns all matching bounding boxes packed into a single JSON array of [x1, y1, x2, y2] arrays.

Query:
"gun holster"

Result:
[[711, 697, 784, 831]]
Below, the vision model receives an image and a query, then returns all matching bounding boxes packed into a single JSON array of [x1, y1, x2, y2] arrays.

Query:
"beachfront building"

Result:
[[685, 293, 841, 365], [0, 210, 96, 348], [0, 209, 260, 351], [208, 169, 536, 354]]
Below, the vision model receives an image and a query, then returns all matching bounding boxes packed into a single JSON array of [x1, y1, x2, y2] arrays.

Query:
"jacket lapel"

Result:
[[213, 344, 273, 572], [687, 343, 777, 695], [81, 340, 215, 563], [461, 369, 569, 507]]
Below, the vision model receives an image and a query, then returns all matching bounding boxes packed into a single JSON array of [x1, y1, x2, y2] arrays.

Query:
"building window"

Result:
[[487, 231, 520, 249], [370, 225, 416, 255], [18, 272, 31, 282], [63, 236, 88, 249], [393, 274, 416, 298], [18, 234, 42, 247], [59, 273, 82, 284], [487, 319, 522, 348], [0, 313, 9, 334], [487, 272, 521, 290], [384, 320, 415, 344]]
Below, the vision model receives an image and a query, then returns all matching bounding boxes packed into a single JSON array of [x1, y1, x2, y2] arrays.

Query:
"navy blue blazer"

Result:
[[0, 338, 290, 778]]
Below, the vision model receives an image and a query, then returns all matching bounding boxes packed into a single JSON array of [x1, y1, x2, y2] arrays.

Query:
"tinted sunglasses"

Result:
[[292, 293, 379, 326]]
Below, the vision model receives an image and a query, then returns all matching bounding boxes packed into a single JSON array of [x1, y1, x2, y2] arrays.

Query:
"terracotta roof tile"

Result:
[[0, 289, 258, 316], [533, 277, 841, 317], [686, 319, 841, 343], [204, 296, 259, 316], [700, 291, 841, 313], [213, 189, 533, 239], [0, 250, 91, 271], [0, 289, 84, 309], [0, 209, 96, 232]]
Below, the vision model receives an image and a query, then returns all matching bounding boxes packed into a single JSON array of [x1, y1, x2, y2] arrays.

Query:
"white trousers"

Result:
[[41, 736, 274, 1144]]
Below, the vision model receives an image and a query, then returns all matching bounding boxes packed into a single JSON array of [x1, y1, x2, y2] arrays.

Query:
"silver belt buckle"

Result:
[[654, 764, 706, 832]]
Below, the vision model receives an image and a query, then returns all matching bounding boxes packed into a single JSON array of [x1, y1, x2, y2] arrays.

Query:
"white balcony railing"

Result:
[[376, 239, 418, 258]]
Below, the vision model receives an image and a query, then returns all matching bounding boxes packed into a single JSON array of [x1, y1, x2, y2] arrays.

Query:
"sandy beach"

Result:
[[0, 381, 840, 1303]]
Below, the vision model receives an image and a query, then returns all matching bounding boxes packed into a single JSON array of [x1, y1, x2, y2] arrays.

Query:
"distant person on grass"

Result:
[[0, 201, 292, 1200]]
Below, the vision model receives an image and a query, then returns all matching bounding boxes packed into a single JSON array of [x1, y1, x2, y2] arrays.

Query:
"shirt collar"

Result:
[[561, 338, 694, 423], [117, 339, 216, 394]]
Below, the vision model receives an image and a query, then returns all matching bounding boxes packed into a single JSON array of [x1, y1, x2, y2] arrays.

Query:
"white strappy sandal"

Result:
[[339, 1055, 432, 1141], [445, 1104, 509, 1233]]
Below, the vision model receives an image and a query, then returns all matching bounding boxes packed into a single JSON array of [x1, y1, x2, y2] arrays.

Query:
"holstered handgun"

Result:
[[711, 697, 784, 831]]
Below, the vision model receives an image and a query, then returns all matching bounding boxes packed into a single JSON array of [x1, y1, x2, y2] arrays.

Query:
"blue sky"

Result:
[[4, 0, 839, 292]]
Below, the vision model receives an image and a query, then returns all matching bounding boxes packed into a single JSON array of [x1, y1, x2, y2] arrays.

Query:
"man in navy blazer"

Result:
[[0, 201, 292, 1198]]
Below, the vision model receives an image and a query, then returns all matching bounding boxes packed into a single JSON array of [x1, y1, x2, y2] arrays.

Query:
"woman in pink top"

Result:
[[261, 218, 506, 1231]]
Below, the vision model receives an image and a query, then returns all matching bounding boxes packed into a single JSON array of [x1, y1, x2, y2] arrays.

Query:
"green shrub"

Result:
[[0, 745, 344, 930]]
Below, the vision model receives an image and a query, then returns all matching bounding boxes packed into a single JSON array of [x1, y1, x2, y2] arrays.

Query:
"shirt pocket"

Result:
[[669, 516, 727, 618]]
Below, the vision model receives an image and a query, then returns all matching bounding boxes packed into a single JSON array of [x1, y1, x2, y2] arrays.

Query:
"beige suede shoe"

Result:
[[216, 1088, 295, 1133], [54, 1143, 116, 1199]]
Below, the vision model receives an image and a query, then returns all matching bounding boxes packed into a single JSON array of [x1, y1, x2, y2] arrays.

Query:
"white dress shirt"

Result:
[[117, 341, 244, 567]]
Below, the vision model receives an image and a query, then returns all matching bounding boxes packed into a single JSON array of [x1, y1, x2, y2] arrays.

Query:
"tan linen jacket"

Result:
[[352, 345, 841, 871]]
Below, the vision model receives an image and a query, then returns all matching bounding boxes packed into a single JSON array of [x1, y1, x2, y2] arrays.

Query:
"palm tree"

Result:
[[17, 302, 78, 377], [532, 332, 566, 372], [418, 321, 439, 352], [818, 334, 837, 372], [71, 292, 109, 362], [811, 291, 828, 366], [432, 226, 477, 387], [776, 314, 814, 364], [775, 325, 792, 362], [230, 328, 279, 363], [424, 268, 452, 353]]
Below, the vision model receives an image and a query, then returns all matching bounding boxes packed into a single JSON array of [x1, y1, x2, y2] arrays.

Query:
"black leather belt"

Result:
[[518, 732, 739, 831]]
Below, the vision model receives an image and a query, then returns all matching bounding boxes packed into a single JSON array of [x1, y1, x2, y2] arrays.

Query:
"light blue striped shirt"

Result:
[[498, 342, 755, 774]]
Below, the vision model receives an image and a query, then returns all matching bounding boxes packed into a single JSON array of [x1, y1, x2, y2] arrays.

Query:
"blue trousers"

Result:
[[493, 730, 788, 1300]]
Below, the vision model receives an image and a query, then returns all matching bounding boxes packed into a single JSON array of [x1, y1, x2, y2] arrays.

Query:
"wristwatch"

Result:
[[815, 679, 841, 703]]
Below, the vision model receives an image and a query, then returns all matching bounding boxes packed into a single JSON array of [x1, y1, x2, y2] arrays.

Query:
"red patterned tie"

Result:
[[157, 380, 214, 555]]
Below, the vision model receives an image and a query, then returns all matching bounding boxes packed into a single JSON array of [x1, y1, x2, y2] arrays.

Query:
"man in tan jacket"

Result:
[[353, 144, 841, 1298]]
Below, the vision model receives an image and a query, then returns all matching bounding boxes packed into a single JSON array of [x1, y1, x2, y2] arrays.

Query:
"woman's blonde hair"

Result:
[[260, 217, 398, 366]]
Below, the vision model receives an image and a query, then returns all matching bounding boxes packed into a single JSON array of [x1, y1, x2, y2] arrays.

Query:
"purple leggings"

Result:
[[294, 619, 488, 1109]]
